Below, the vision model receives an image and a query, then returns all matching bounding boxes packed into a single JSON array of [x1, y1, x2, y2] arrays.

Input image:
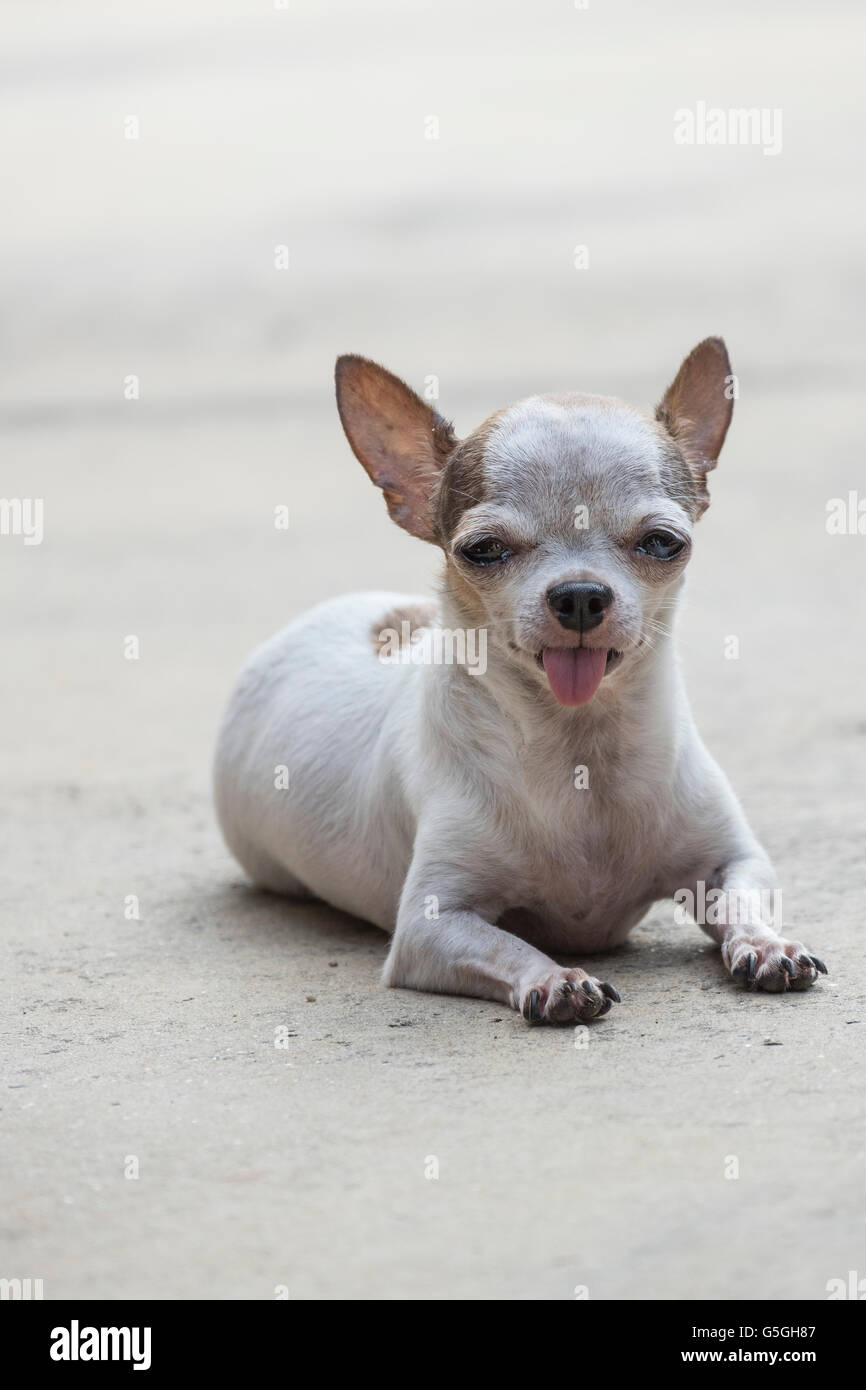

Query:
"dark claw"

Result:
[[809, 956, 828, 975], [581, 980, 602, 1001], [780, 957, 796, 976], [561, 979, 577, 995], [733, 951, 757, 983], [600, 982, 621, 1003], [523, 988, 543, 1022], [596, 998, 612, 1017]]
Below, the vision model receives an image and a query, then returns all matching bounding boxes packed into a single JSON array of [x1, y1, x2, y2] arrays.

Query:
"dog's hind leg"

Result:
[[226, 839, 314, 900]]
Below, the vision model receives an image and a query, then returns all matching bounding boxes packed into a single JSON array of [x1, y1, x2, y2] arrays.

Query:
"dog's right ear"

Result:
[[335, 355, 457, 541]]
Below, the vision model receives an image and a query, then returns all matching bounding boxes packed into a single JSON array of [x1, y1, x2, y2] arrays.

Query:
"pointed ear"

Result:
[[655, 337, 734, 516], [335, 355, 457, 541]]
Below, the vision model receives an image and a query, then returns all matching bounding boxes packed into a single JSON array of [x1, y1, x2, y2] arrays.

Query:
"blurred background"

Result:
[[2, 0, 864, 1300]]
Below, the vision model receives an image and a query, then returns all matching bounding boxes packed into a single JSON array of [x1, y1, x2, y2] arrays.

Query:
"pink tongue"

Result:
[[542, 647, 607, 706]]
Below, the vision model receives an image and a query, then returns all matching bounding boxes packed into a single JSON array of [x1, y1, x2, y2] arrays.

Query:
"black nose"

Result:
[[547, 581, 614, 632]]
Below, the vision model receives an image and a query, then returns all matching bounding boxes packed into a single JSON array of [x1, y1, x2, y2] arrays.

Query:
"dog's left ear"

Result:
[[656, 337, 734, 516], [335, 355, 458, 541]]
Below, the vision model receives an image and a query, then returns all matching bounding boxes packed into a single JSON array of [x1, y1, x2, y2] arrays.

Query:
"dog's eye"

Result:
[[636, 530, 686, 560], [460, 536, 511, 566]]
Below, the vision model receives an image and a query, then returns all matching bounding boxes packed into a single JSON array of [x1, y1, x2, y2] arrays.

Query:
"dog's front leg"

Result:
[[699, 853, 827, 992], [383, 869, 621, 1025]]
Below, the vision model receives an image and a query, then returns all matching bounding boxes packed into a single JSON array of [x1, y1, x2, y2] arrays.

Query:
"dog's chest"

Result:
[[496, 775, 676, 950]]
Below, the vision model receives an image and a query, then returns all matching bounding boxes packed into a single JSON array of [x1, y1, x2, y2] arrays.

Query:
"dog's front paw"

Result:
[[724, 934, 828, 993], [518, 969, 621, 1025]]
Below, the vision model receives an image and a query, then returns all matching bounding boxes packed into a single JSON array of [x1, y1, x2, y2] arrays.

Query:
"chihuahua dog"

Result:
[[214, 338, 826, 1024]]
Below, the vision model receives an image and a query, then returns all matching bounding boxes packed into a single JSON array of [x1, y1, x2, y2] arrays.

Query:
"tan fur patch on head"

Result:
[[652, 423, 707, 518], [371, 601, 438, 654], [434, 413, 505, 544]]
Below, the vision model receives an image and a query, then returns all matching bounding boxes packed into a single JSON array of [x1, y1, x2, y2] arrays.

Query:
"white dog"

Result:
[[214, 339, 826, 1024]]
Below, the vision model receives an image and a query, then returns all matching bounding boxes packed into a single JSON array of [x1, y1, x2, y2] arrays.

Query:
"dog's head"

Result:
[[336, 339, 733, 706]]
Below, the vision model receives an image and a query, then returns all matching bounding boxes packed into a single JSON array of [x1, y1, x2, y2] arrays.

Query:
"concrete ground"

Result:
[[2, 0, 865, 1299]]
